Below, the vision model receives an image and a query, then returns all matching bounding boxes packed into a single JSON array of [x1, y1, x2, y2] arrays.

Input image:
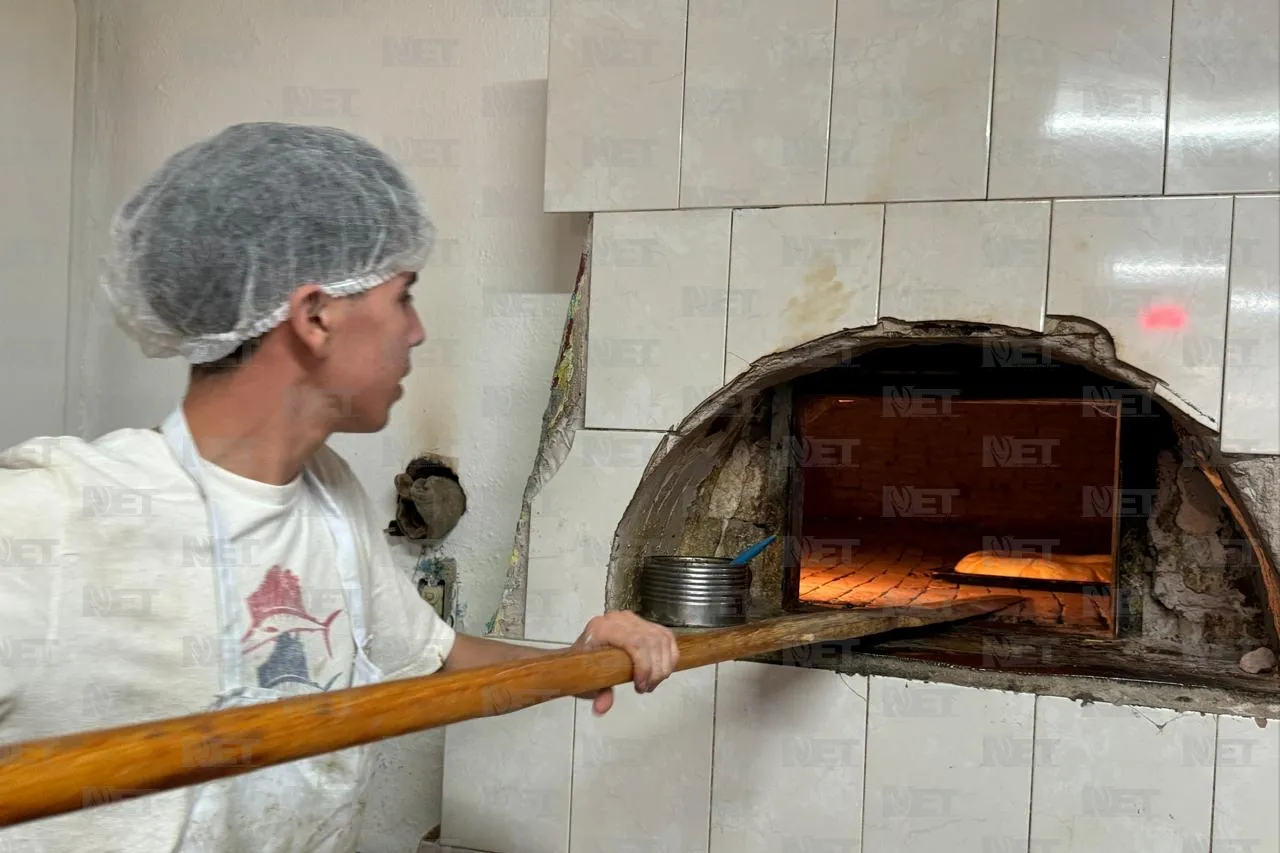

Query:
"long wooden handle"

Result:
[[0, 596, 1020, 827]]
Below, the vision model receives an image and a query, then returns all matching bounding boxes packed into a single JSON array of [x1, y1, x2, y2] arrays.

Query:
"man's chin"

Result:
[[333, 407, 393, 435]]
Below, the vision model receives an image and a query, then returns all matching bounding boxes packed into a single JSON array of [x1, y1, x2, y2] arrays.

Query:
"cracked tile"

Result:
[[1029, 696, 1215, 853]]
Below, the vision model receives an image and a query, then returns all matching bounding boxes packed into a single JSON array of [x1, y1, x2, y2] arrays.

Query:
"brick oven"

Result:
[[589, 325, 1278, 695]]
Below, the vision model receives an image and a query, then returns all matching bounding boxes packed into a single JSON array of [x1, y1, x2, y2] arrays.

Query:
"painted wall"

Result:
[[0, 0, 75, 449]]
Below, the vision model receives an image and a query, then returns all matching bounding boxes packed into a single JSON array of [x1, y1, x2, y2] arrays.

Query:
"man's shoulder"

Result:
[[1, 428, 184, 487]]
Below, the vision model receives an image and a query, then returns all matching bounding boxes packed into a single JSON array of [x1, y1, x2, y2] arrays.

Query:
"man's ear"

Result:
[[284, 284, 335, 358]]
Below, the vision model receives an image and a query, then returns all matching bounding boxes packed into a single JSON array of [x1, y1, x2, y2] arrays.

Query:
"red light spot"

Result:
[[1141, 303, 1188, 331]]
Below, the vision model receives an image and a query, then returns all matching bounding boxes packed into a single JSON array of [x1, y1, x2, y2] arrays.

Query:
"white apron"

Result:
[[160, 407, 383, 853]]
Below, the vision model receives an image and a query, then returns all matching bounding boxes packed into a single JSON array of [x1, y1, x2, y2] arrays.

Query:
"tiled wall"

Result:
[[546, 0, 1279, 446], [440, 662, 1279, 853], [440, 2, 1279, 851], [584, 193, 1278, 447], [544, 0, 1278, 210]]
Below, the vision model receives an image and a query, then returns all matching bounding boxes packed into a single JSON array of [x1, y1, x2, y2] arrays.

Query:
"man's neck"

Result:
[[181, 369, 333, 486]]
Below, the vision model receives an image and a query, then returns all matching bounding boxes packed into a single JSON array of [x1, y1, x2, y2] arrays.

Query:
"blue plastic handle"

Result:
[[729, 534, 777, 566]]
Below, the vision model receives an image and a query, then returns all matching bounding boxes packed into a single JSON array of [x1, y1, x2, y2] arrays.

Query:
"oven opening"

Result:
[[791, 359, 1121, 639]]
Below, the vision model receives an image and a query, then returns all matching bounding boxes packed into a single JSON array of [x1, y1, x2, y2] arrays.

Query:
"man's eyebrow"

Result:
[[405, 272, 418, 288]]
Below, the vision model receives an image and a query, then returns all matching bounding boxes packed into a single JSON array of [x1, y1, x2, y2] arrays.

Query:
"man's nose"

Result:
[[409, 307, 426, 347]]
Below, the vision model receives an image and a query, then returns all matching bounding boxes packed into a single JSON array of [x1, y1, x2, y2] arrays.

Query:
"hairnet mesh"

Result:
[[101, 122, 434, 364]]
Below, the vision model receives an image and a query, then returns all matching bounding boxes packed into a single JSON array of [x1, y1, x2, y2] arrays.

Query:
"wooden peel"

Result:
[[0, 595, 1021, 828]]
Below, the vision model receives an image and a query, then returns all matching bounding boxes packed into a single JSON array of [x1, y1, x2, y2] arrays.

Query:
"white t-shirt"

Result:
[[202, 463, 356, 696], [0, 428, 458, 852]]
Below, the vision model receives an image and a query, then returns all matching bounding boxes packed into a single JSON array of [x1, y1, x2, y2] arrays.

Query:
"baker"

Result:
[[0, 122, 679, 852]]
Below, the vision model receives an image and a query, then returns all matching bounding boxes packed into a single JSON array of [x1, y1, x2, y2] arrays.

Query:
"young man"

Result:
[[0, 122, 679, 851]]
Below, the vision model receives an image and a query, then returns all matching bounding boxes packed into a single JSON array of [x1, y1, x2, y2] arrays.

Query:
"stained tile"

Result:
[[1029, 696, 1216, 853], [570, 666, 716, 852], [1048, 196, 1233, 426], [827, 0, 998, 203], [585, 209, 732, 431], [1166, 0, 1280, 194], [1221, 194, 1280, 454], [988, 0, 1173, 198], [1212, 714, 1280, 853], [543, 0, 688, 211], [862, 677, 1035, 853], [680, 0, 836, 207], [710, 661, 868, 853], [880, 200, 1050, 330], [724, 204, 882, 382], [524, 430, 664, 644], [441, 641, 574, 853]]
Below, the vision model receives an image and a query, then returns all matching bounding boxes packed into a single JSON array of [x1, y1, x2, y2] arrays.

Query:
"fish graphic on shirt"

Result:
[[241, 565, 343, 658], [257, 633, 344, 692]]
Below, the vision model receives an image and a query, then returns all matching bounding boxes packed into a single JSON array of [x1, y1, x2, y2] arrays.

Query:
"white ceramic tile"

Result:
[[862, 677, 1035, 853], [709, 662, 868, 853], [1166, 0, 1280, 194], [988, 0, 1173, 198], [543, 0, 688, 212], [827, 0, 998, 203], [1212, 714, 1280, 853], [880, 200, 1051, 330], [724, 204, 883, 381], [1221, 194, 1280, 454], [524, 430, 664, 643], [679, 0, 836, 207], [1030, 696, 1216, 853], [441, 640, 574, 853], [571, 666, 716, 852], [586, 209, 732, 431], [1048, 196, 1233, 425]]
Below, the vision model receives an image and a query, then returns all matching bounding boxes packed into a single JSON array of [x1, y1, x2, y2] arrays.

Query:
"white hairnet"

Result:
[[101, 121, 434, 364]]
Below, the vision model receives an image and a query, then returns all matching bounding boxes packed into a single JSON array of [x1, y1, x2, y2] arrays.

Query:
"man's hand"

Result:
[[571, 611, 679, 716]]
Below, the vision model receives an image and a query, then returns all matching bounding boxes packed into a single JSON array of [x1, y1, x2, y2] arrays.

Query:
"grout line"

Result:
[[1217, 195, 1238, 433], [874, 204, 888, 320], [1206, 713, 1221, 849], [821, 0, 840, 204], [1025, 694, 1040, 849], [675, 0, 692, 208], [567, 189, 1268, 217], [858, 675, 874, 849], [1160, 0, 1178, 195], [565, 693, 578, 853], [984, 0, 1002, 200], [704, 664, 720, 852], [721, 211, 735, 385], [1041, 200, 1055, 332]]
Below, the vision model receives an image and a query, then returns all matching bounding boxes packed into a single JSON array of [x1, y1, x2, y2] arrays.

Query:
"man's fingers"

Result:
[[654, 638, 672, 691], [632, 646, 653, 693], [593, 687, 614, 716], [578, 611, 681, 695]]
